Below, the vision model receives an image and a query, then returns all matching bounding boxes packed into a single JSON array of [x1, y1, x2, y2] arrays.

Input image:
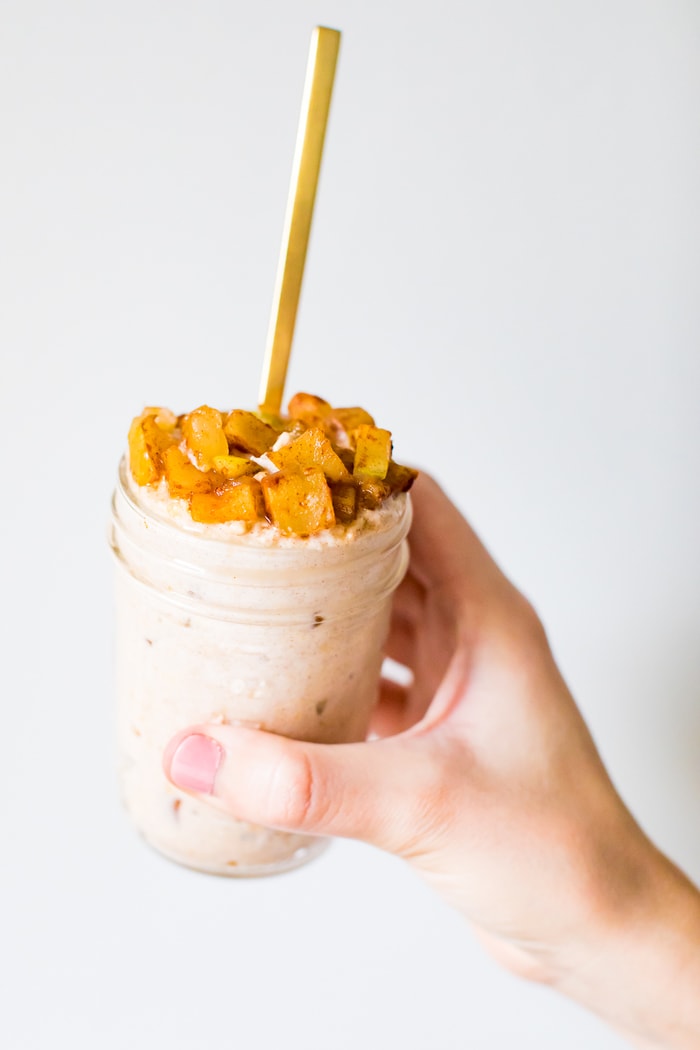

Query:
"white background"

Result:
[[2, 2, 699, 1047]]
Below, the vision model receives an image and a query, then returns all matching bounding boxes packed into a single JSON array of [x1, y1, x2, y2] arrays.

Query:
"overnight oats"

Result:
[[109, 393, 416, 876]]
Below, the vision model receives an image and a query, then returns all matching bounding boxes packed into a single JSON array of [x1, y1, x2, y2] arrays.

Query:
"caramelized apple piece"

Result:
[[324, 406, 375, 448], [283, 419, 309, 440], [262, 467, 336, 535], [181, 406, 228, 469], [329, 479, 359, 524], [143, 406, 178, 431], [385, 460, 418, 495], [190, 477, 265, 524], [357, 477, 391, 510], [224, 410, 280, 455], [144, 415, 176, 459], [128, 393, 416, 521], [128, 413, 176, 485], [352, 425, 392, 480], [268, 427, 349, 483], [163, 446, 220, 498], [212, 454, 258, 480], [287, 392, 332, 426], [356, 458, 416, 507], [336, 446, 355, 473], [128, 415, 160, 485]]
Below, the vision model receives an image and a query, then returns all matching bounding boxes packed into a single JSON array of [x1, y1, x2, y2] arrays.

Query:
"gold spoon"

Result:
[[258, 26, 341, 416]]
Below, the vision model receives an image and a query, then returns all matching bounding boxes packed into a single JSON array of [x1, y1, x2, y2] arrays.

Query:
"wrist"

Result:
[[556, 830, 700, 1048]]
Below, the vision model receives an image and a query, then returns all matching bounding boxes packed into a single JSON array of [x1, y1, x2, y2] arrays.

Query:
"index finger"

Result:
[[408, 473, 509, 609]]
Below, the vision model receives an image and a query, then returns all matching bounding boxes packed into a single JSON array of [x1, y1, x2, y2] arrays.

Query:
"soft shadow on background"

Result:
[[1, 2, 699, 1048]]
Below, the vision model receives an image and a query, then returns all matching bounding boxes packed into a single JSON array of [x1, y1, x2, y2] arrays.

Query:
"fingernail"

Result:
[[168, 734, 223, 794]]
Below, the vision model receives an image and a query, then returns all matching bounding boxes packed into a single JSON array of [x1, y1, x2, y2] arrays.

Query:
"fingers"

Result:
[[384, 612, 416, 668], [408, 473, 510, 609], [391, 568, 426, 627], [370, 678, 411, 738], [163, 723, 443, 855]]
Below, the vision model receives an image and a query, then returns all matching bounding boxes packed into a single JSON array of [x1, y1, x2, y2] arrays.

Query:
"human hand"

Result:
[[164, 475, 700, 1048]]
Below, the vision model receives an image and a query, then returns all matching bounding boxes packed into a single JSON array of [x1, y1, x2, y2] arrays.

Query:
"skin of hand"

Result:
[[164, 474, 700, 1049]]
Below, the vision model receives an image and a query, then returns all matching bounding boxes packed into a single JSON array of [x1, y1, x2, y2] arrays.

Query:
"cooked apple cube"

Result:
[[352, 425, 392, 480], [357, 477, 390, 510], [287, 392, 332, 425], [330, 480, 358, 524], [262, 467, 336, 535], [181, 406, 228, 469], [128, 415, 160, 485], [336, 446, 355, 473], [127, 392, 417, 523], [324, 406, 375, 448], [128, 413, 176, 485], [143, 406, 178, 431], [268, 427, 349, 483], [224, 410, 280, 455], [143, 415, 176, 458], [190, 477, 265, 524], [212, 454, 258, 480], [163, 446, 219, 498], [385, 460, 419, 495]]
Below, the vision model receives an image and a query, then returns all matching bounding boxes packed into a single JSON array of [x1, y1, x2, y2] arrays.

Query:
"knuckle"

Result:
[[495, 588, 550, 661], [265, 748, 322, 831], [514, 594, 549, 647]]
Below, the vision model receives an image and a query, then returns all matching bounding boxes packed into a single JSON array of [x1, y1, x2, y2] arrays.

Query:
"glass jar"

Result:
[[109, 459, 411, 876]]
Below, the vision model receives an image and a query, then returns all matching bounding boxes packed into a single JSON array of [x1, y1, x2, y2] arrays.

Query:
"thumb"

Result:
[[163, 724, 441, 855]]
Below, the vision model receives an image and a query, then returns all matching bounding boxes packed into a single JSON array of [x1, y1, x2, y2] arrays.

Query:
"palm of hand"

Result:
[[370, 477, 644, 981]]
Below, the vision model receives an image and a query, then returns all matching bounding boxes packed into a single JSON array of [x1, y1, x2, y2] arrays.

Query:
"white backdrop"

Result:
[[2, 2, 699, 1047]]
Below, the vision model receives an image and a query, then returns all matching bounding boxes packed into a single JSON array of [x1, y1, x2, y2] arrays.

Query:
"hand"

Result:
[[165, 474, 700, 1048]]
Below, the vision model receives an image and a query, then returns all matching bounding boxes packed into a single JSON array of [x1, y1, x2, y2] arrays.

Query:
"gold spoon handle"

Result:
[[258, 26, 341, 416]]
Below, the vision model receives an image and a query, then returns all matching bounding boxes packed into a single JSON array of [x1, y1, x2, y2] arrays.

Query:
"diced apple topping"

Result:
[[323, 406, 375, 449], [268, 427, 349, 483], [356, 477, 389, 510], [223, 410, 281, 455], [211, 454, 259, 480], [352, 425, 392, 480], [330, 480, 358, 524], [143, 406, 178, 431], [127, 393, 416, 533], [262, 467, 336, 535], [128, 416, 159, 486], [163, 446, 221, 497], [385, 460, 419, 493], [181, 406, 228, 469], [190, 477, 265, 524], [128, 412, 176, 485], [287, 392, 332, 426]]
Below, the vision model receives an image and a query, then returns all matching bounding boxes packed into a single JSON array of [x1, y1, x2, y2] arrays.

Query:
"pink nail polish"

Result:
[[168, 734, 223, 794]]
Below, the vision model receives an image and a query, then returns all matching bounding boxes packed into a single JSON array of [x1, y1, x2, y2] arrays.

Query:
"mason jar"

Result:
[[109, 459, 411, 876]]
